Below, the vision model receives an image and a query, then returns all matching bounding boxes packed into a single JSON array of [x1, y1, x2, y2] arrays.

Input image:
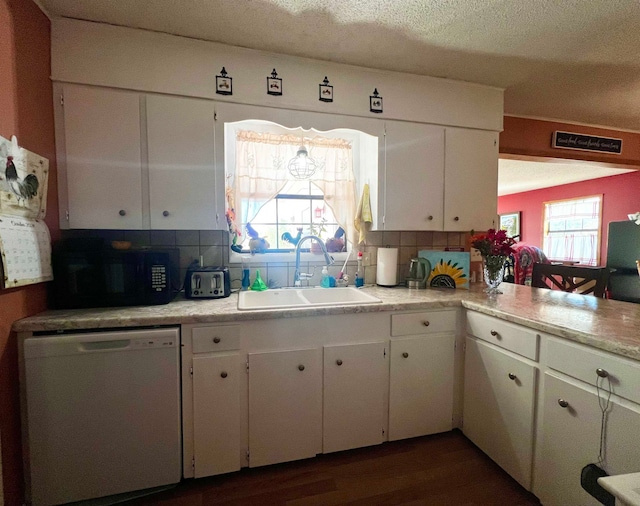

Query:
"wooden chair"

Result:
[[531, 263, 611, 297]]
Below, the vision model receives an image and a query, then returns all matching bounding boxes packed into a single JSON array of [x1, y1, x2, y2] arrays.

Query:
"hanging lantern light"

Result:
[[287, 144, 317, 180]]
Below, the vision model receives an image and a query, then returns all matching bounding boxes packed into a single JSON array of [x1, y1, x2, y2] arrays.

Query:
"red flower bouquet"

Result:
[[470, 229, 516, 257]]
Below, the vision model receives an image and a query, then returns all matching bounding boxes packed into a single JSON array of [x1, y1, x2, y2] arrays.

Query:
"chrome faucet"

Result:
[[294, 235, 334, 286]]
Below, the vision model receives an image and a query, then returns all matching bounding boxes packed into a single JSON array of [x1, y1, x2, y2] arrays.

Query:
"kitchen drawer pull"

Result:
[[119, 209, 126, 216], [422, 321, 430, 327], [213, 337, 221, 344], [298, 364, 305, 371], [163, 210, 170, 217], [508, 373, 517, 380], [402, 352, 409, 358], [596, 368, 609, 378], [220, 371, 228, 378], [336, 359, 343, 366], [454, 216, 460, 221], [490, 330, 498, 337], [558, 399, 569, 408], [427, 215, 433, 221]]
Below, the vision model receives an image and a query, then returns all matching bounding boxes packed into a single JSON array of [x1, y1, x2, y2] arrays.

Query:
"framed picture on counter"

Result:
[[500, 211, 521, 240]]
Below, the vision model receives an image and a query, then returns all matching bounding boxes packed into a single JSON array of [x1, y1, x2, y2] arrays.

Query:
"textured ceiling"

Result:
[[498, 159, 635, 196], [36, 0, 640, 132]]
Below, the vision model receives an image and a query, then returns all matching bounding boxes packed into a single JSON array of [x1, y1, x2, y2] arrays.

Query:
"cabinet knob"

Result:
[[220, 371, 228, 378], [508, 373, 517, 381], [163, 210, 170, 217], [119, 209, 126, 216], [298, 364, 305, 371], [558, 399, 569, 408], [402, 352, 409, 358], [336, 359, 343, 366], [427, 215, 433, 221], [422, 321, 430, 327], [490, 330, 499, 338], [596, 368, 609, 378], [213, 337, 221, 344], [454, 216, 459, 221]]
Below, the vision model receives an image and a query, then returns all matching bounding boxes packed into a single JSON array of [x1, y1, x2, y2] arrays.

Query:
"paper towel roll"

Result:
[[377, 247, 398, 287]]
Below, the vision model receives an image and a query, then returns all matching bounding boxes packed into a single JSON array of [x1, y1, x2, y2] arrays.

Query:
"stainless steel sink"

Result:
[[238, 287, 382, 311]]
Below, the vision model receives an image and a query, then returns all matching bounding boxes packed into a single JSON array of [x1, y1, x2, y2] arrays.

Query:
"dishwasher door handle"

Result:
[[79, 340, 132, 351]]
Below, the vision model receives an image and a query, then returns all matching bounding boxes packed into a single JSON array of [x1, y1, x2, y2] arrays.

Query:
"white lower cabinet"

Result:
[[535, 373, 640, 506], [323, 342, 387, 453], [192, 354, 241, 478], [248, 348, 322, 467], [389, 334, 455, 440], [463, 337, 536, 490]]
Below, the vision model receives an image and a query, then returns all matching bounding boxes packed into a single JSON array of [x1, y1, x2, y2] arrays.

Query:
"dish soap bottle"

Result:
[[321, 266, 331, 288], [355, 251, 364, 287]]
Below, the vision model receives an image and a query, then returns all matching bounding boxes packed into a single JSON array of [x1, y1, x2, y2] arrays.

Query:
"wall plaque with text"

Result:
[[553, 131, 622, 154]]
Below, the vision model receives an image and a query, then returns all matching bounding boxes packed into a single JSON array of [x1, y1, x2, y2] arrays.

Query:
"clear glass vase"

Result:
[[482, 255, 507, 294]]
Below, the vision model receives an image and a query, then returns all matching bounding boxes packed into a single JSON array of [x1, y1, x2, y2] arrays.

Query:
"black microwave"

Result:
[[51, 239, 180, 309]]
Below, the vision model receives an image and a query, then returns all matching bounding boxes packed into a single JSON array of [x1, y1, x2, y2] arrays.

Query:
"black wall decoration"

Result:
[[267, 69, 282, 96], [319, 76, 333, 102], [553, 131, 622, 154], [216, 67, 233, 96], [370, 88, 383, 113]]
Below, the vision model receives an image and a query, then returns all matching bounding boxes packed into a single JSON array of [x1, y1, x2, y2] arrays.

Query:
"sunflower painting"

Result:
[[419, 251, 471, 289]]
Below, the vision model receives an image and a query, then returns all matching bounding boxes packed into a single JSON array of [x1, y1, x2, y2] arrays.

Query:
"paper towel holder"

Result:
[[376, 246, 399, 287]]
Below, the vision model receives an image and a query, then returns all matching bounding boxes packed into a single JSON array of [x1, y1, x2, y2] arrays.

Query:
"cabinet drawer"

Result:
[[391, 310, 457, 336], [547, 338, 640, 405], [192, 325, 240, 353], [466, 311, 538, 361]]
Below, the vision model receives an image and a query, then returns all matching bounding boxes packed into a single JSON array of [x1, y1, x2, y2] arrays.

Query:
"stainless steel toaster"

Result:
[[185, 266, 231, 299]]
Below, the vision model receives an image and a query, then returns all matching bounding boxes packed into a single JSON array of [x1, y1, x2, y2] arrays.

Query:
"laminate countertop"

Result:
[[13, 283, 640, 360]]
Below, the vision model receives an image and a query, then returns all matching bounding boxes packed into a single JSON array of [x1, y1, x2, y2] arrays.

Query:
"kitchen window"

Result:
[[542, 195, 602, 265], [224, 119, 378, 260]]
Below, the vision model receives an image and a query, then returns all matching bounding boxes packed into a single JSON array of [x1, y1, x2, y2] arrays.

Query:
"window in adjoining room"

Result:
[[542, 195, 602, 266]]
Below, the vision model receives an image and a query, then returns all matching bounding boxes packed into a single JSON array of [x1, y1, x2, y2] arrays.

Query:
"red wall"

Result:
[[0, 1, 58, 504], [498, 163, 640, 265]]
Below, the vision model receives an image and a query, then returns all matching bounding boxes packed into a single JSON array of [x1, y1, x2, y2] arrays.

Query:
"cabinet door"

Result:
[[192, 354, 241, 477], [62, 85, 143, 229], [535, 373, 640, 506], [147, 95, 218, 230], [444, 128, 498, 231], [323, 342, 386, 453], [384, 121, 445, 230], [389, 334, 454, 440], [463, 337, 536, 490], [248, 348, 322, 467]]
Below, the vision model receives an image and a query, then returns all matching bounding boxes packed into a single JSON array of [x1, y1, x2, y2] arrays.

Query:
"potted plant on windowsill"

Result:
[[309, 218, 327, 254]]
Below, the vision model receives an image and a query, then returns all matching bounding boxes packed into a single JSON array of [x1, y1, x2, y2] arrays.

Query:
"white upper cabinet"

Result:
[[444, 128, 499, 232], [383, 121, 445, 231], [146, 95, 218, 230], [60, 84, 143, 229]]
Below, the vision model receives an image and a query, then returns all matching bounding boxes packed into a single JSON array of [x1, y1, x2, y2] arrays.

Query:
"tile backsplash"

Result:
[[60, 229, 468, 290]]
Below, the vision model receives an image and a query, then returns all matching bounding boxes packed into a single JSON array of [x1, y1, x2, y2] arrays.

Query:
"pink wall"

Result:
[[498, 170, 640, 265], [0, 1, 58, 504]]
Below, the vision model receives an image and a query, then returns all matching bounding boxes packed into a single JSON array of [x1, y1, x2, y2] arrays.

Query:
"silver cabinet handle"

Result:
[[213, 337, 221, 344], [422, 321, 430, 327], [119, 209, 126, 216], [298, 364, 305, 371], [508, 373, 517, 380], [220, 371, 228, 379], [596, 368, 609, 378], [336, 359, 343, 366], [402, 352, 409, 358], [163, 210, 170, 217], [558, 399, 569, 408]]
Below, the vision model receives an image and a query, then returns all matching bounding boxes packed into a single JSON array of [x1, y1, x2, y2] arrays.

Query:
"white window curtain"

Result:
[[543, 196, 601, 265], [227, 130, 357, 246]]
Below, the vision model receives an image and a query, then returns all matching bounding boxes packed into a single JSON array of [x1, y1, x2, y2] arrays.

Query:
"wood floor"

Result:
[[133, 430, 540, 506]]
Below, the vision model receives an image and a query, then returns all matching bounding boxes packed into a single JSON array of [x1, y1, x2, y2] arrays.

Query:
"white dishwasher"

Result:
[[23, 327, 181, 506]]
